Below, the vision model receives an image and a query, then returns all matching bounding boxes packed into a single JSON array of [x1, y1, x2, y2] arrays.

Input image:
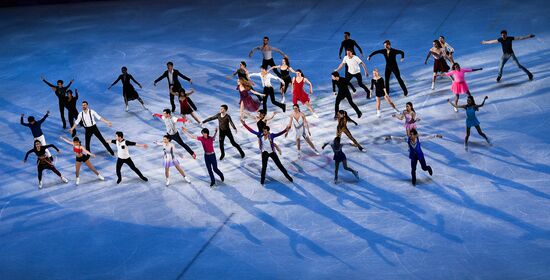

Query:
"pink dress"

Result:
[[292, 78, 310, 105], [445, 68, 473, 94], [404, 111, 417, 131], [237, 86, 260, 112]]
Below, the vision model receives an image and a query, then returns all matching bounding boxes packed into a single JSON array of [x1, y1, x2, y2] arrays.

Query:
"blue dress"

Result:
[[465, 106, 480, 128]]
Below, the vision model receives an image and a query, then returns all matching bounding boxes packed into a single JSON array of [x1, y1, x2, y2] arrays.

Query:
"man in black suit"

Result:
[[154, 62, 197, 113], [338, 32, 364, 59], [368, 40, 408, 96]]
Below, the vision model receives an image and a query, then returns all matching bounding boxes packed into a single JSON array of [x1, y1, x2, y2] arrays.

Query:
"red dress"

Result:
[[237, 86, 260, 112], [179, 97, 193, 115], [292, 78, 310, 105]]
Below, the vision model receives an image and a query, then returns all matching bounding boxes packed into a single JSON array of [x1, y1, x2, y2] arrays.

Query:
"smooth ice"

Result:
[[0, 0, 549, 279]]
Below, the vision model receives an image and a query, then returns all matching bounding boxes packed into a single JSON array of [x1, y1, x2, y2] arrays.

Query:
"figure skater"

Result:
[[241, 118, 293, 185], [228, 61, 252, 82], [290, 70, 317, 117], [153, 135, 191, 186], [66, 89, 79, 137], [237, 78, 264, 116], [152, 109, 196, 159], [437, 63, 482, 112], [322, 136, 359, 183], [334, 49, 371, 98], [268, 57, 295, 103], [439, 35, 455, 64], [24, 140, 68, 189], [249, 36, 288, 78], [336, 110, 363, 151], [371, 68, 399, 117], [203, 104, 245, 160], [154, 61, 197, 113], [59, 136, 104, 185], [21, 111, 52, 159], [169, 87, 202, 125], [284, 104, 319, 157], [339, 32, 364, 59], [108, 66, 147, 112], [392, 102, 418, 137], [69, 101, 114, 156], [425, 40, 450, 90], [368, 40, 408, 96], [41, 75, 73, 128], [448, 96, 490, 150], [332, 71, 361, 119], [182, 127, 224, 187], [407, 129, 435, 186], [481, 30, 534, 82], [109, 131, 148, 184], [249, 67, 286, 113], [242, 110, 282, 155]]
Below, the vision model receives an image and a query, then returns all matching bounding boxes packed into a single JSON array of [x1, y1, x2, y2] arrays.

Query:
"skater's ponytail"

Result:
[[406, 102, 415, 112]]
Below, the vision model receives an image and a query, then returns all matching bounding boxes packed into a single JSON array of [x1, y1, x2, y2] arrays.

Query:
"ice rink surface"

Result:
[[0, 0, 549, 279]]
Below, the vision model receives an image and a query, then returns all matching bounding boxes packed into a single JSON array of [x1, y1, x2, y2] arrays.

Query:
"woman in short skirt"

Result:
[[425, 40, 450, 90], [154, 134, 191, 186], [439, 63, 483, 112], [60, 136, 104, 185]]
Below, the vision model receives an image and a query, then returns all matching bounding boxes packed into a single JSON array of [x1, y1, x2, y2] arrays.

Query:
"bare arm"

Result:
[[250, 89, 265, 96], [59, 136, 73, 145], [447, 99, 467, 109], [80, 146, 96, 157], [304, 78, 313, 94], [424, 51, 432, 64], [284, 116, 293, 137], [249, 46, 261, 58], [477, 96, 489, 108], [334, 62, 345, 72], [481, 39, 498, 44], [181, 127, 198, 140]]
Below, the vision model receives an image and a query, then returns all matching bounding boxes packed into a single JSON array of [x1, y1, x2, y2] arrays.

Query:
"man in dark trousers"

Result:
[[368, 40, 408, 96], [154, 61, 197, 113], [41, 75, 74, 128], [331, 72, 361, 119], [202, 104, 245, 160], [69, 101, 114, 156], [481, 30, 534, 82]]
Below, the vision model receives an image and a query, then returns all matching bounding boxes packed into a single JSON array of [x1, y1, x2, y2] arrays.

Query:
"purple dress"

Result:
[[237, 86, 260, 112]]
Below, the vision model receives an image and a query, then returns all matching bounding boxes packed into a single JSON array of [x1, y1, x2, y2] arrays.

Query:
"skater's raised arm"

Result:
[[20, 114, 29, 126], [240, 119, 260, 136], [265, 112, 277, 122], [212, 127, 218, 140], [202, 113, 220, 124], [176, 71, 192, 83], [154, 71, 167, 85], [181, 127, 197, 140], [273, 126, 289, 138], [481, 38, 499, 44], [271, 46, 286, 57], [44, 144, 60, 153], [367, 49, 384, 60], [392, 112, 405, 120], [447, 99, 467, 109], [59, 136, 73, 145], [126, 140, 148, 149], [514, 34, 535, 41], [109, 75, 122, 89], [421, 134, 443, 140], [248, 46, 261, 58], [477, 96, 489, 108], [41, 76, 56, 89]]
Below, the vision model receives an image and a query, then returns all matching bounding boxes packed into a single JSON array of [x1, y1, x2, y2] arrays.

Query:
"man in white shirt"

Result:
[[334, 49, 371, 98], [108, 131, 148, 184], [249, 67, 286, 113], [249, 36, 287, 78], [69, 101, 114, 156], [152, 109, 196, 159]]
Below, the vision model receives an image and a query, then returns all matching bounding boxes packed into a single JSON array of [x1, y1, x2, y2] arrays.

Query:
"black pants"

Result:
[[205, 153, 224, 184], [67, 108, 78, 137], [262, 87, 286, 113], [261, 151, 292, 184], [84, 125, 114, 155], [385, 66, 408, 95], [37, 161, 61, 181], [335, 92, 361, 117], [345, 72, 370, 96], [169, 132, 194, 156], [219, 129, 244, 158], [262, 58, 281, 78], [411, 156, 430, 182], [116, 157, 146, 182], [57, 99, 68, 128]]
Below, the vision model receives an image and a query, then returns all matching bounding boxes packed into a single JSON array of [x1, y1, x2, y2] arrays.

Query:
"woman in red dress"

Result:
[[170, 86, 202, 125], [291, 70, 317, 117]]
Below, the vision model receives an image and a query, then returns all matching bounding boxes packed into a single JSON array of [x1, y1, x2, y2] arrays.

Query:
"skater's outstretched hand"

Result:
[[400, 58, 405, 62]]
